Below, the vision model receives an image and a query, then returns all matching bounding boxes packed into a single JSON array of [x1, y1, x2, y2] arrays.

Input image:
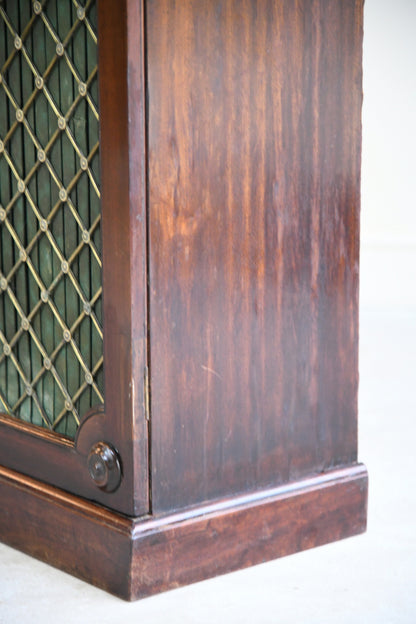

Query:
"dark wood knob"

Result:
[[87, 442, 121, 492]]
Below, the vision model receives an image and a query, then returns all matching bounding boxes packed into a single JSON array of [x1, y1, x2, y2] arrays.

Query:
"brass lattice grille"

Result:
[[0, 0, 103, 439]]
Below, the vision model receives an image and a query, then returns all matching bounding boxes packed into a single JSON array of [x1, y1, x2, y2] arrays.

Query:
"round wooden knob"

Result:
[[87, 442, 121, 492]]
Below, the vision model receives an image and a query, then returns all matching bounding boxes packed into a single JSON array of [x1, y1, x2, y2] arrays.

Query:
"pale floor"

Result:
[[0, 248, 415, 623]]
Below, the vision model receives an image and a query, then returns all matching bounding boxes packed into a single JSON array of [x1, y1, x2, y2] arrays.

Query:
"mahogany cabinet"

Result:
[[0, 0, 367, 600]]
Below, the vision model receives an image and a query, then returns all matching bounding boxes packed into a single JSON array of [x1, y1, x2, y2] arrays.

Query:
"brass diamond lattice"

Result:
[[0, 0, 103, 439]]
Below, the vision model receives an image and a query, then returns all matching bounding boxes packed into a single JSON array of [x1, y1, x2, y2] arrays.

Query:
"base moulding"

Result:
[[0, 463, 368, 600]]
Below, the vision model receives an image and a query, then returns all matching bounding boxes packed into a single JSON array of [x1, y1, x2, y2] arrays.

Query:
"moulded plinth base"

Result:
[[0, 463, 368, 600]]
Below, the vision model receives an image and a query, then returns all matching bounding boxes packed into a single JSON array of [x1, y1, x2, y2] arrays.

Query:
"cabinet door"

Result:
[[0, 0, 149, 516]]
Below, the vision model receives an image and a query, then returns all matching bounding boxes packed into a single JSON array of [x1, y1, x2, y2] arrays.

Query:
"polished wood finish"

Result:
[[97, 0, 149, 516], [0, 0, 367, 600], [0, 463, 367, 601], [147, 0, 363, 512], [0, 464, 132, 600], [0, 0, 149, 516]]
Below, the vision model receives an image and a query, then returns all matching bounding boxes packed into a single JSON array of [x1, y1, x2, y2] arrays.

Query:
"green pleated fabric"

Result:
[[0, 0, 103, 440]]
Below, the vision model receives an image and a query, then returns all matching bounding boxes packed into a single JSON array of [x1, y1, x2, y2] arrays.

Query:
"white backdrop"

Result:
[[361, 0, 416, 309]]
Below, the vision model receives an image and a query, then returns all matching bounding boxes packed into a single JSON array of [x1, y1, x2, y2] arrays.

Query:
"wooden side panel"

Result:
[[147, 0, 363, 511]]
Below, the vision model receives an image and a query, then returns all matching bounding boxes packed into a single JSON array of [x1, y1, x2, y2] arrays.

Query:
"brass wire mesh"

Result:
[[0, 0, 103, 439]]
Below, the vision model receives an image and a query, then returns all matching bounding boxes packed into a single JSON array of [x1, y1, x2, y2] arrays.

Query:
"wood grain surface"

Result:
[[0, 0, 366, 600], [147, 0, 364, 512], [98, 0, 149, 515], [0, 0, 150, 517], [0, 462, 368, 600]]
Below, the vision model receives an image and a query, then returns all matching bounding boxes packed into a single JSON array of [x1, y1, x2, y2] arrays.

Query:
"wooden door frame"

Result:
[[0, 0, 149, 517]]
